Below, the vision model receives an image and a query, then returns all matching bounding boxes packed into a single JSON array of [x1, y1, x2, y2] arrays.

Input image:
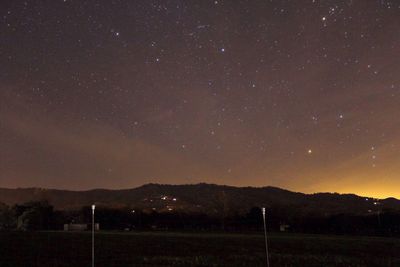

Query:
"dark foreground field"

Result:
[[0, 231, 399, 267]]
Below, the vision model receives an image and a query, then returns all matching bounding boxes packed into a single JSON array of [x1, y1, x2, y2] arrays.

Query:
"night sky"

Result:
[[1, 0, 399, 198]]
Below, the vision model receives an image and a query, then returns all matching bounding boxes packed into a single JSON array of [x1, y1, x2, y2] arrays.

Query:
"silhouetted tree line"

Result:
[[1, 201, 400, 236], [0, 201, 60, 231]]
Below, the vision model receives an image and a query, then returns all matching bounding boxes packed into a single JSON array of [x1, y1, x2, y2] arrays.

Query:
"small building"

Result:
[[279, 224, 290, 232], [64, 223, 100, 231]]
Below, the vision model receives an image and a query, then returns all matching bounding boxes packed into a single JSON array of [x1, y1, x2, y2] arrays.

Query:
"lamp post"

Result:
[[262, 207, 270, 267], [92, 204, 95, 267]]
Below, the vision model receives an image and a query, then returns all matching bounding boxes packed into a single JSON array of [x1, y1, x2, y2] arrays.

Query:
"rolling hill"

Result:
[[0, 183, 399, 216]]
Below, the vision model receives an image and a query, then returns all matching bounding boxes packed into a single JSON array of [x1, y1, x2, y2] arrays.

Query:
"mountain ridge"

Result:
[[0, 182, 396, 200], [0, 183, 399, 216]]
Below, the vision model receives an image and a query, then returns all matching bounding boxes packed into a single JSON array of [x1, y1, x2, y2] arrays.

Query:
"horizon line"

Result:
[[0, 182, 397, 200]]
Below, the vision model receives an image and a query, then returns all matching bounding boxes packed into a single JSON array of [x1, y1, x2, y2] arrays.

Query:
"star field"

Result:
[[1, 0, 400, 197]]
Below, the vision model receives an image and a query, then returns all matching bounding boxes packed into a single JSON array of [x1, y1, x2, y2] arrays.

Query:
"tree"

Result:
[[13, 201, 54, 231], [0, 202, 15, 230]]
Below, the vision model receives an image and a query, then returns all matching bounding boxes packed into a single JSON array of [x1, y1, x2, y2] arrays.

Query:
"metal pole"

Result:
[[262, 207, 270, 267], [92, 205, 95, 267]]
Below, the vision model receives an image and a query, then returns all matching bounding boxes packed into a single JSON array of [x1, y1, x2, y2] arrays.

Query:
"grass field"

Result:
[[0, 231, 399, 267]]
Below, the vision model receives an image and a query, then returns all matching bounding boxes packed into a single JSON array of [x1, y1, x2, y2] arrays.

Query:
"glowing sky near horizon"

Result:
[[1, 0, 400, 198]]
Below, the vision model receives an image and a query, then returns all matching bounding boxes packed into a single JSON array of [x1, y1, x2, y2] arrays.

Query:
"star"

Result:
[[1, 0, 399, 199]]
